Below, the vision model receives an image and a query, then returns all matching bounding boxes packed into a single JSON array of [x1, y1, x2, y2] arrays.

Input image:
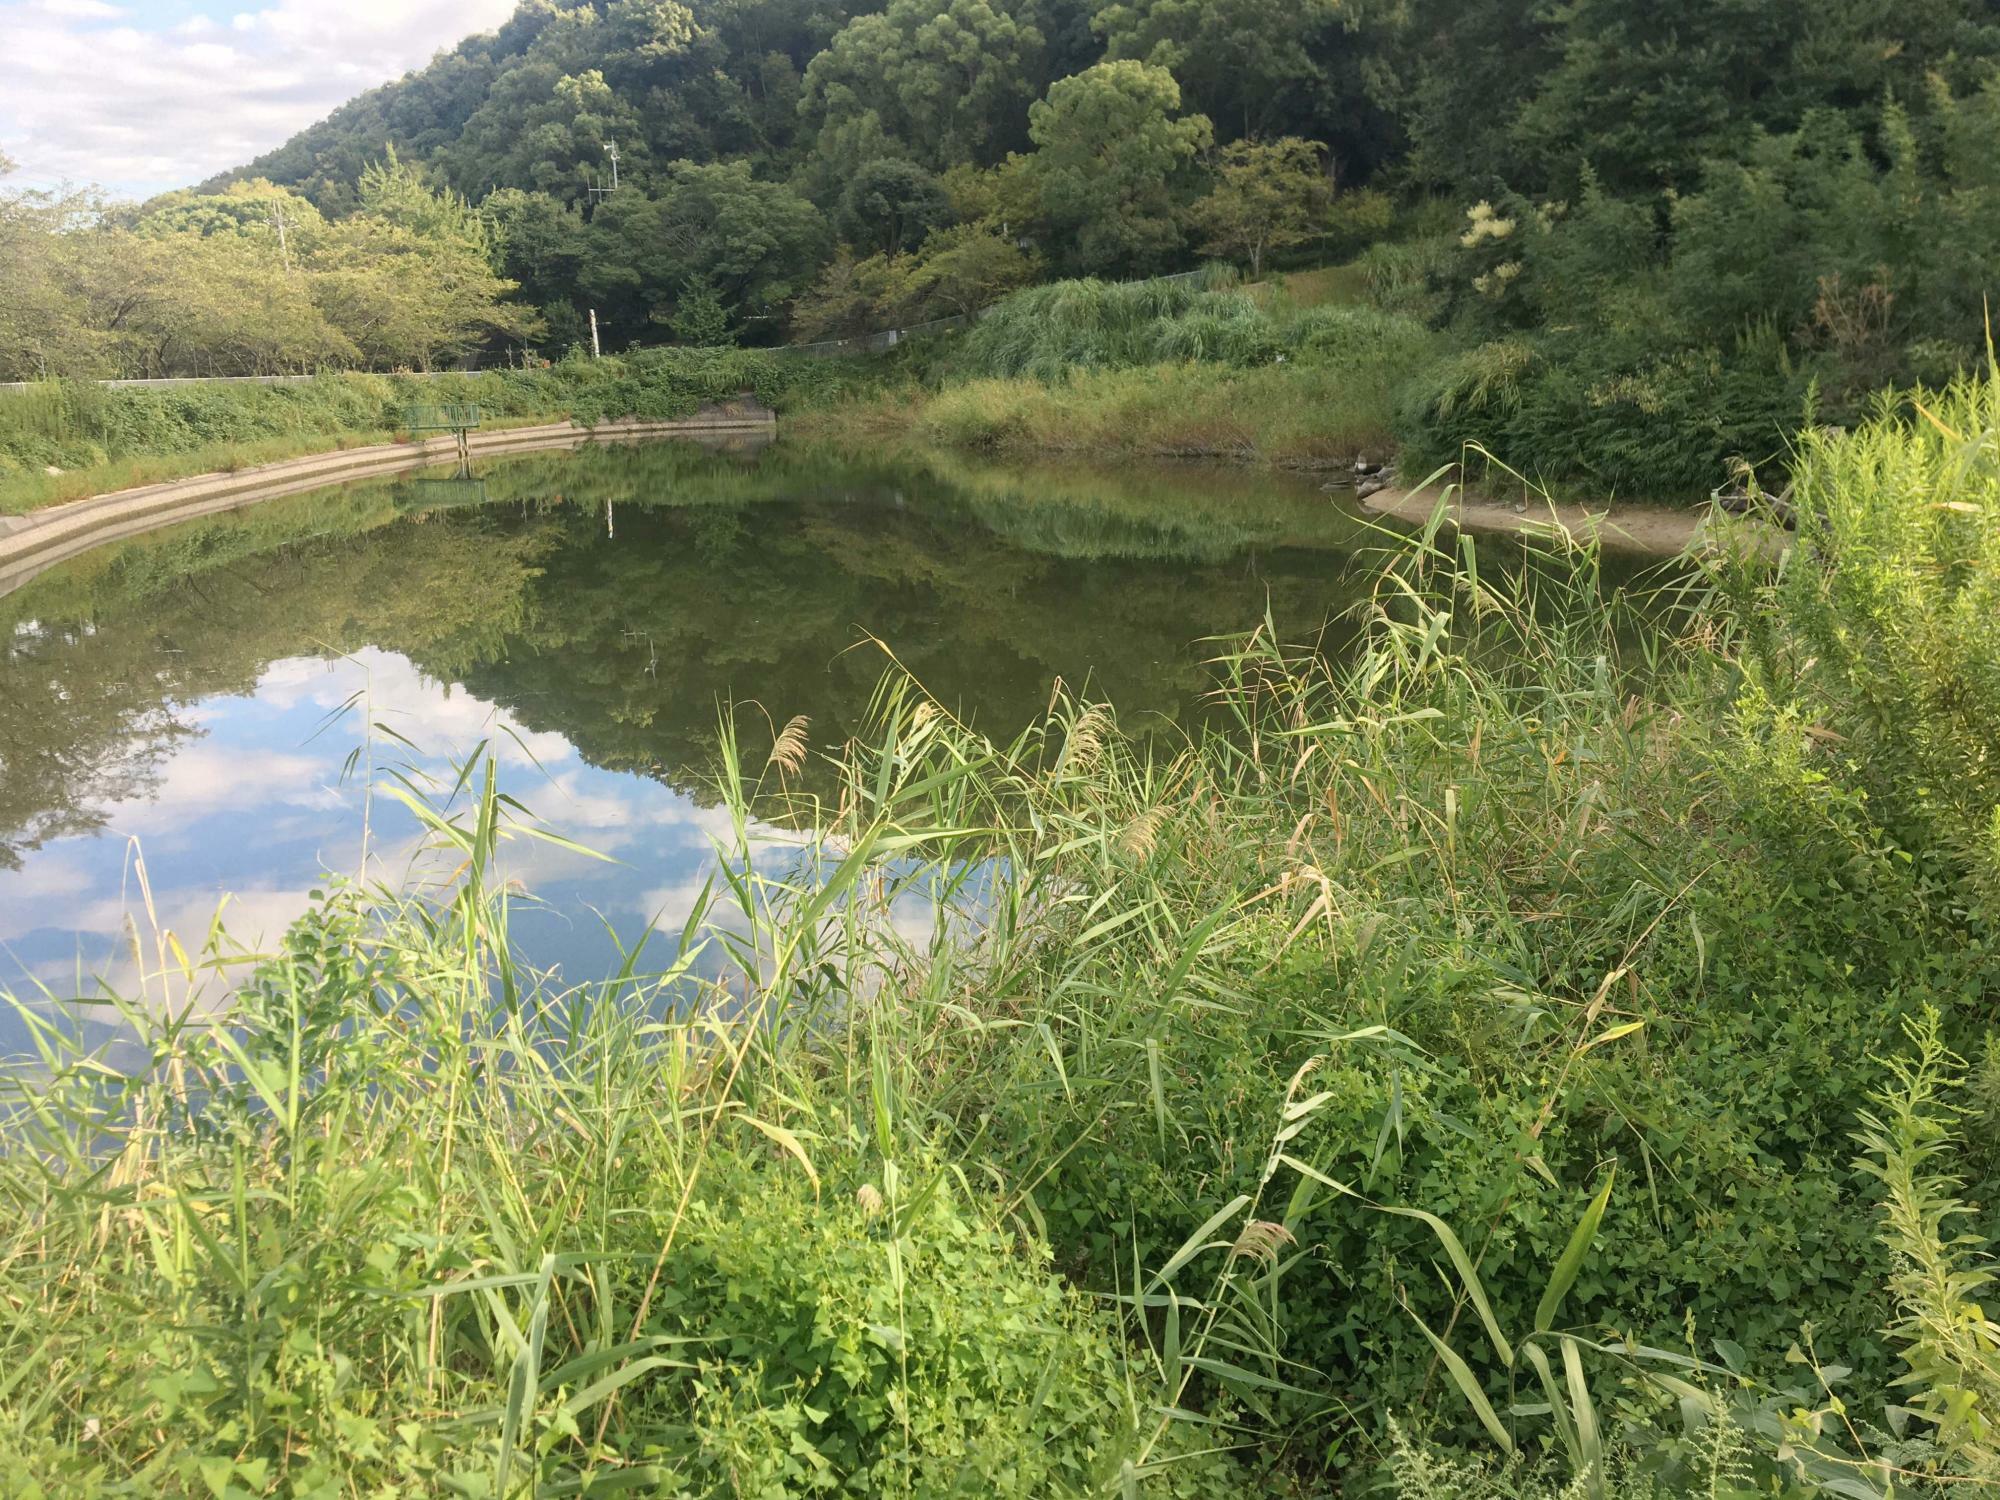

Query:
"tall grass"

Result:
[[951, 272, 1436, 383], [951, 272, 1259, 381], [0, 349, 868, 513], [888, 271, 1438, 468], [5, 371, 2000, 1494], [915, 363, 1399, 465]]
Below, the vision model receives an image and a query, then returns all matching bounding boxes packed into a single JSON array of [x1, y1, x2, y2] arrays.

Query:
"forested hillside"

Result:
[[9, 0, 2000, 493]]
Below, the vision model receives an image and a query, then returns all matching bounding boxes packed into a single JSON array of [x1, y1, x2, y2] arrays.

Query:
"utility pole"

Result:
[[268, 202, 292, 272], [606, 140, 620, 191], [589, 308, 601, 359]]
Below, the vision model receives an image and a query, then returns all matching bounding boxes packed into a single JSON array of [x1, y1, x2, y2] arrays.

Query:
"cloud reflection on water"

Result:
[[0, 646, 744, 1023]]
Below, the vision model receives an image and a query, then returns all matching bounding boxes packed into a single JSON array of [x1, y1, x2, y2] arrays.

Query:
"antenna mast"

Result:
[[587, 142, 622, 204]]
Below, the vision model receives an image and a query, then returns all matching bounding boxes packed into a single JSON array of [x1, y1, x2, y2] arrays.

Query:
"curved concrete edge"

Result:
[[0, 412, 775, 596], [1355, 483, 1785, 559]]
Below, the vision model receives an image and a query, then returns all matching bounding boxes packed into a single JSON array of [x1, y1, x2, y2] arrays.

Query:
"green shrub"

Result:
[[1356, 235, 1455, 320], [665, 1151, 1232, 1497], [1758, 373, 2000, 908], [1283, 304, 1438, 372], [1397, 328, 1810, 499], [0, 351, 876, 503], [952, 274, 1270, 381]]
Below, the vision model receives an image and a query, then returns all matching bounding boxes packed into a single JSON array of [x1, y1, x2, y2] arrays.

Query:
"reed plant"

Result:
[[916, 360, 1404, 466], [4, 371, 1999, 1495]]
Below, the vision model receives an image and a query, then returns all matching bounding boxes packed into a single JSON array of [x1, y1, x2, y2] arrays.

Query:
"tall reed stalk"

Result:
[[6, 375, 2000, 1494]]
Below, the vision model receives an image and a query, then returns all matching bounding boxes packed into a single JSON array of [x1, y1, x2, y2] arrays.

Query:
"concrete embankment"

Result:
[[1354, 482, 1781, 558], [0, 405, 774, 596]]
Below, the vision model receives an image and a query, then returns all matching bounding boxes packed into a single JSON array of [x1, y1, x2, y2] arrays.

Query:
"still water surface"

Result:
[[0, 439, 1383, 1023]]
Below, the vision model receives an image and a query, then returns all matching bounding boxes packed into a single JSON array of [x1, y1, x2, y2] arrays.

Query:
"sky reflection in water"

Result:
[[0, 439, 1375, 1044]]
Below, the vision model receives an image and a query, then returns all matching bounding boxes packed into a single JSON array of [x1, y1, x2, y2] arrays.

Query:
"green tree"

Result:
[[940, 154, 1043, 232], [791, 249, 916, 339], [311, 155, 538, 368], [837, 158, 954, 257], [1189, 136, 1328, 276], [582, 161, 827, 335], [310, 216, 535, 369], [130, 180, 327, 265], [129, 233, 357, 375], [599, 0, 702, 90], [1024, 60, 1212, 274], [801, 0, 1049, 170], [663, 274, 736, 344], [448, 64, 649, 204], [792, 221, 1036, 337], [357, 148, 489, 243], [901, 222, 1039, 315], [1368, 0, 1556, 190], [1502, 0, 2000, 198], [482, 187, 586, 309], [1092, 0, 1341, 141], [0, 169, 116, 379]]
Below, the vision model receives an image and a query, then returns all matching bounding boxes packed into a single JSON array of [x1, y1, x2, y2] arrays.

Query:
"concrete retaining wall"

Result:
[[0, 404, 775, 597]]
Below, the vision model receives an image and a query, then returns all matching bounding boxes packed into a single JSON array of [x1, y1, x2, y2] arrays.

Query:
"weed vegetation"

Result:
[[0, 350, 867, 514], [819, 269, 1434, 470], [914, 361, 1402, 467], [4, 373, 1999, 1495]]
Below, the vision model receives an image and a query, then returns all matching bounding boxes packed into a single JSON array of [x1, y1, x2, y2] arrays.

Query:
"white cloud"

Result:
[[44, 883, 325, 1009], [99, 744, 344, 833], [253, 649, 576, 771], [635, 876, 715, 931], [0, 0, 518, 197]]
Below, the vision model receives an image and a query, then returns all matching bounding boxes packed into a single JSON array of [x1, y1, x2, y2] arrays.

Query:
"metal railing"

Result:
[[781, 268, 1213, 358], [0, 370, 489, 395], [401, 403, 483, 432], [784, 313, 978, 359]]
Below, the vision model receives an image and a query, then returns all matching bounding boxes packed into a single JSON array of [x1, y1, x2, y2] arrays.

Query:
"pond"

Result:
[[1, 438, 1406, 1036]]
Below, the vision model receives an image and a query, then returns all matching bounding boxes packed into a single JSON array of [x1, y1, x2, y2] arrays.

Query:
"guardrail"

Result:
[[3, 271, 1225, 384], [781, 268, 1213, 358], [0, 370, 489, 394], [784, 313, 979, 359]]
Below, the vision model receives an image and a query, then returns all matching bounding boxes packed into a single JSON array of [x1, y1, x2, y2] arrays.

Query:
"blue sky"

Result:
[[0, 0, 516, 198], [0, 645, 752, 1016], [0, 638, 953, 1059]]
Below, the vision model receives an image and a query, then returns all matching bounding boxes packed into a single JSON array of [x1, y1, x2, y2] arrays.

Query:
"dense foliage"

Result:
[[1, 157, 536, 380], [5, 369, 1999, 1495], [9, 0, 2000, 493]]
